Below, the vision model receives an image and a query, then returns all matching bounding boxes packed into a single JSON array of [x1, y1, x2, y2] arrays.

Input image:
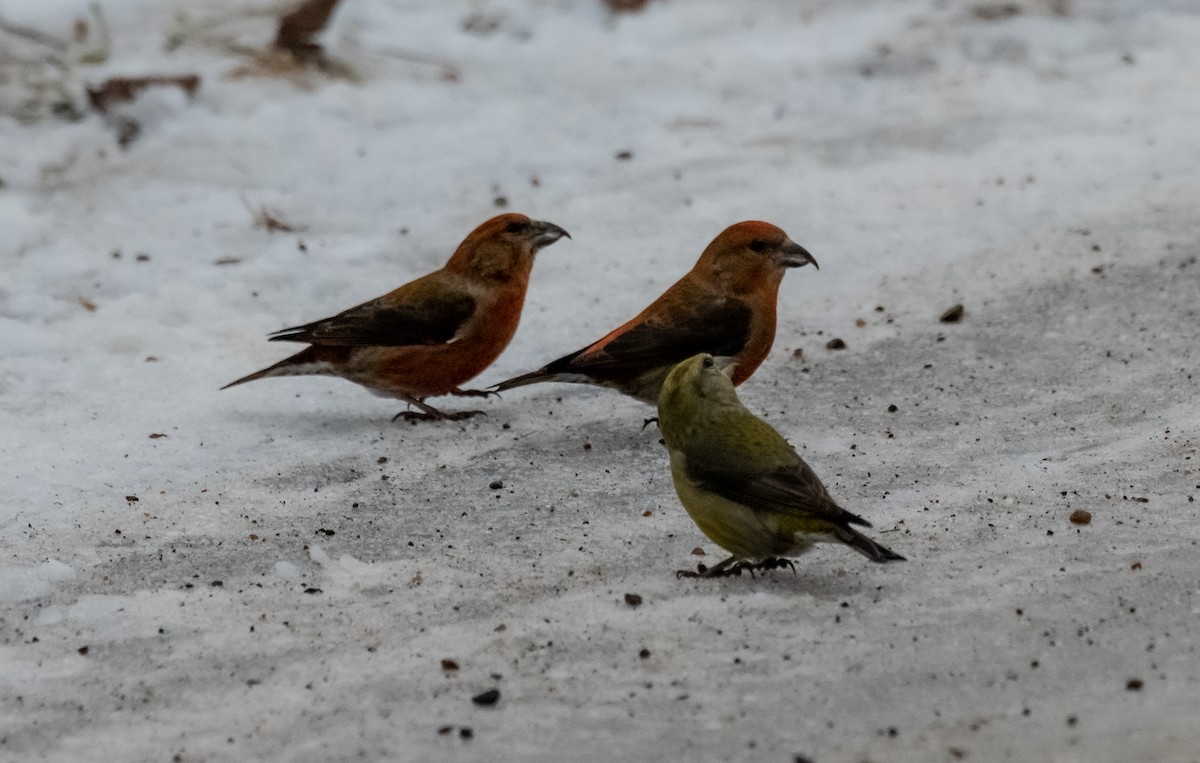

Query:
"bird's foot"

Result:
[[676, 557, 738, 578], [676, 557, 795, 579], [752, 557, 797, 575], [450, 387, 500, 399], [391, 394, 486, 423], [641, 417, 659, 430], [391, 409, 486, 423], [675, 563, 748, 579]]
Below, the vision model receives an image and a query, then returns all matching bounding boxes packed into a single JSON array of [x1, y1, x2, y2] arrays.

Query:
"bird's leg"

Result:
[[676, 556, 741, 579], [391, 395, 485, 423], [450, 387, 500, 400], [641, 417, 659, 430]]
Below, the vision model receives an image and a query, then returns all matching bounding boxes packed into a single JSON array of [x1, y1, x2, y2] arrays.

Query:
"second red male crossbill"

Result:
[[223, 213, 570, 421], [493, 221, 817, 404]]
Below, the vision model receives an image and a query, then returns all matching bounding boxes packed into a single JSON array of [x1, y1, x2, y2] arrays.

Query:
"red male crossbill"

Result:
[[223, 213, 569, 420], [493, 221, 816, 404]]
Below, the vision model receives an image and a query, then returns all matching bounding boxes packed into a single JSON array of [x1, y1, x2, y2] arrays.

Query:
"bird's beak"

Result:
[[780, 239, 818, 270], [528, 220, 571, 250], [711, 355, 738, 378]]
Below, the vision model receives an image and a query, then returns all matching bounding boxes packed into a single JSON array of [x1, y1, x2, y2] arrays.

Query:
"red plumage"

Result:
[[224, 213, 570, 420], [493, 221, 816, 404]]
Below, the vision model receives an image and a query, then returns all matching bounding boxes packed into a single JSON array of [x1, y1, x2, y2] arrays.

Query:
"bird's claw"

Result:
[[641, 417, 660, 430], [675, 563, 744, 579], [677, 562, 735, 579], [752, 557, 797, 575], [675, 557, 795, 579], [393, 410, 435, 423]]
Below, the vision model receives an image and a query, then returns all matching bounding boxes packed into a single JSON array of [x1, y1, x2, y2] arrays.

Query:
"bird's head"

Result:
[[448, 213, 570, 281], [659, 353, 741, 427], [694, 221, 817, 294]]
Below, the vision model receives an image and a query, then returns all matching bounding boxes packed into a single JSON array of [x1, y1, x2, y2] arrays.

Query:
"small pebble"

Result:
[[940, 304, 965, 323], [472, 688, 501, 707]]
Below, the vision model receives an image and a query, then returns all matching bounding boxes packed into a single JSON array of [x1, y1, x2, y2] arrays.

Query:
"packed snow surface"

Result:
[[2, 0, 1199, 760]]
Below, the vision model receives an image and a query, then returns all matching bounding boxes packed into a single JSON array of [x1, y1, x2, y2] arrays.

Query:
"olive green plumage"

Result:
[[658, 353, 905, 577]]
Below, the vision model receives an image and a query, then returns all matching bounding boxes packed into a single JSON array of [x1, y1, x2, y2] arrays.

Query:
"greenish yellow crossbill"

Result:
[[658, 353, 905, 578]]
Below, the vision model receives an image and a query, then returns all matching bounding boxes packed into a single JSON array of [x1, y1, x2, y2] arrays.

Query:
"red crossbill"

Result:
[[659, 354, 905, 578], [492, 221, 816, 404], [223, 213, 569, 421]]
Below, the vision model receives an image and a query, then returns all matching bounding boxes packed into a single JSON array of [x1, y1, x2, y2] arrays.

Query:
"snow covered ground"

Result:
[[2, 0, 1199, 760]]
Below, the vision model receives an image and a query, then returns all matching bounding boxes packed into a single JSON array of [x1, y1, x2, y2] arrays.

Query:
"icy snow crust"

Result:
[[2, 1, 1199, 761]]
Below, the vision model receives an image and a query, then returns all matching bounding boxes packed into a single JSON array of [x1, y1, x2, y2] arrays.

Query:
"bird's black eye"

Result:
[[748, 240, 767, 253], [701, 357, 715, 369], [505, 221, 528, 234]]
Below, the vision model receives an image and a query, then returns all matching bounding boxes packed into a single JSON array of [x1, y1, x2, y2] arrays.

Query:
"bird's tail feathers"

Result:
[[221, 347, 339, 390], [491, 368, 555, 393], [834, 526, 906, 563], [267, 327, 313, 343], [841, 508, 872, 527]]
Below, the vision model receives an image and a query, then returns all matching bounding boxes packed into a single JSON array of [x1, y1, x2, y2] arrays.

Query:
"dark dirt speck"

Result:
[[940, 304, 965, 323], [472, 688, 501, 706]]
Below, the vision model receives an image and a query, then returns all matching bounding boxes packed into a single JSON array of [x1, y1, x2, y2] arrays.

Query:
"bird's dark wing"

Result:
[[268, 290, 477, 347], [685, 457, 872, 529], [547, 297, 752, 375]]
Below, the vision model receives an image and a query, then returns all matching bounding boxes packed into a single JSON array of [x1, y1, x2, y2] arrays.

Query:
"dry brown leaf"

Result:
[[241, 195, 302, 233], [253, 207, 298, 233], [85, 75, 200, 114]]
